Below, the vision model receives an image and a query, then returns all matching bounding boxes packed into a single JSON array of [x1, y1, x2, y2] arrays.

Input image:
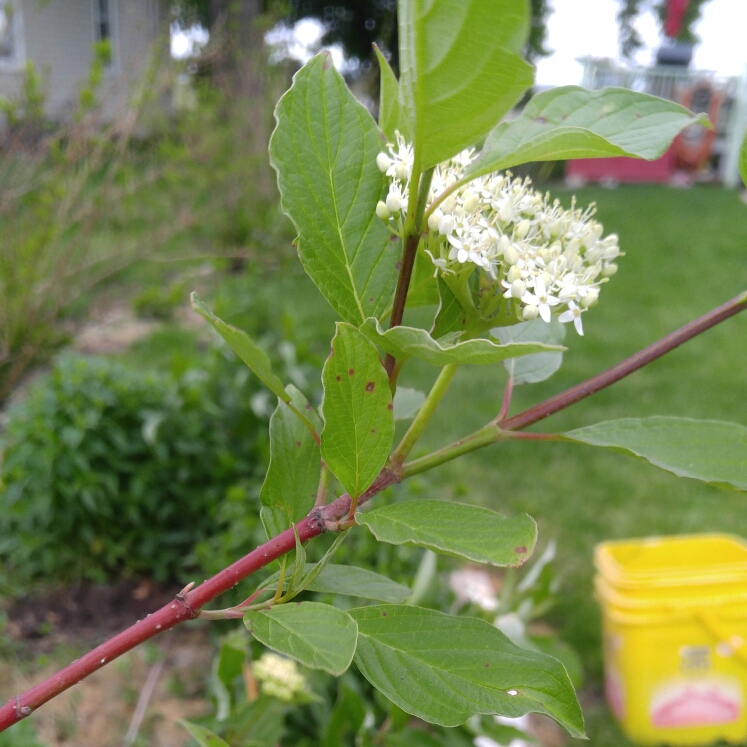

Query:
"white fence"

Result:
[[578, 57, 747, 187]]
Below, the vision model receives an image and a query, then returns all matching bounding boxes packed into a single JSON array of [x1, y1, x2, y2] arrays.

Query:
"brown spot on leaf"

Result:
[[391, 234, 399, 242], [336, 374, 342, 382], [370, 428, 376, 433], [382, 611, 387, 617], [348, 368, 355, 376], [535, 116, 546, 124], [484, 663, 490, 668], [514, 546, 528, 554], [322, 52, 332, 70], [365, 381, 375, 392], [296, 441, 302, 448], [387, 403, 393, 410], [635, 112, 642, 118]]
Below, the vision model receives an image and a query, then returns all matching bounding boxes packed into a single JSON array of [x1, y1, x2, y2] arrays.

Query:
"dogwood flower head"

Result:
[[253, 652, 308, 702], [375, 132, 622, 334]]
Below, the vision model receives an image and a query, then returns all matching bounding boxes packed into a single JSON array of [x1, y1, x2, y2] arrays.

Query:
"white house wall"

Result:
[[0, 0, 166, 120]]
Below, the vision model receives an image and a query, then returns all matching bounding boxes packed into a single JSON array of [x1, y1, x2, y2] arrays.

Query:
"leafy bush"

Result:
[[0, 352, 267, 585]]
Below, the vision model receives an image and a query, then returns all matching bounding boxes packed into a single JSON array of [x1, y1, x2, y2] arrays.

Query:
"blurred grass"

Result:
[[113, 182, 745, 745], [191, 183, 745, 746]]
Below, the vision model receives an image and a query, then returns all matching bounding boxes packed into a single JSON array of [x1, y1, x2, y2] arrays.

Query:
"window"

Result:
[[0, 0, 18, 63], [94, 0, 111, 42]]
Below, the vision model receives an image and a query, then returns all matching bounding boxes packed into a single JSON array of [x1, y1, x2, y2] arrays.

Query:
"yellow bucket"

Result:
[[595, 534, 747, 745]]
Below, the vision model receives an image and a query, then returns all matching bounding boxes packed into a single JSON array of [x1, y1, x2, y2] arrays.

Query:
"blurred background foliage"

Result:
[[0, 3, 745, 746]]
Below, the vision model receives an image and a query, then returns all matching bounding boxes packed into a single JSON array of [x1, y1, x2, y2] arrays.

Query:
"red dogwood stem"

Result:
[[0, 469, 401, 733]]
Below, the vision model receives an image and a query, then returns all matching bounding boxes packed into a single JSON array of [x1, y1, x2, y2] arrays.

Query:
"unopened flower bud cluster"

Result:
[[253, 652, 308, 702], [376, 133, 622, 335]]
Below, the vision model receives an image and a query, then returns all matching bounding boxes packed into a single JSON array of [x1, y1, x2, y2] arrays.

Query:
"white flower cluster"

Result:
[[253, 652, 307, 702], [376, 134, 621, 335]]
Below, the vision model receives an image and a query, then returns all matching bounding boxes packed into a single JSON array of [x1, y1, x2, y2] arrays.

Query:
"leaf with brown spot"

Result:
[[321, 323, 394, 500]]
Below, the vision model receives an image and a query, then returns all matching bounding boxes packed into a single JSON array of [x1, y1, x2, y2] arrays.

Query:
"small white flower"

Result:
[[521, 277, 560, 323], [438, 214, 455, 236], [559, 300, 586, 335]]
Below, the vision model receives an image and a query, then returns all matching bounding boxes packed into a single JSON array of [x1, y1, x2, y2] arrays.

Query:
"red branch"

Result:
[[0, 470, 401, 733]]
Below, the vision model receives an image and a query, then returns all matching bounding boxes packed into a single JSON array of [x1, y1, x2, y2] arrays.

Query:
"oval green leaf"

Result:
[[563, 417, 747, 492], [399, 0, 534, 169], [492, 318, 566, 385], [321, 323, 394, 499], [350, 605, 584, 737], [357, 500, 537, 567], [270, 53, 398, 325], [360, 317, 563, 367], [263, 563, 412, 604], [245, 601, 358, 676], [375, 44, 408, 142], [191, 293, 286, 402], [260, 386, 321, 538], [466, 86, 711, 179], [177, 721, 231, 747]]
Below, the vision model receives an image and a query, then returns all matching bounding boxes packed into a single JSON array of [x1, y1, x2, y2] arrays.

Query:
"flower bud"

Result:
[[427, 209, 443, 232], [438, 214, 455, 236], [395, 162, 410, 181], [497, 234, 511, 255], [376, 153, 391, 173], [580, 289, 599, 307], [386, 193, 402, 213], [515, 219, 530, 239], [376, 201, 390, 220], [498, 202, 513, 224], [462, 190, 479, 213], [489, 176, 504, 194], [522, 304, 539, 321], [507, 264, 522, 283], [441, 195, 457, 214], [503, 244, 520, 266], [510, 279, 526, 299], [602, 263, 618, 277]]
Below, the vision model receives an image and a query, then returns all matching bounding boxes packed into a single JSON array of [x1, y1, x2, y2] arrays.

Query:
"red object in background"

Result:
[[565, 145, 676, 184], [664, 0, 690, 38]]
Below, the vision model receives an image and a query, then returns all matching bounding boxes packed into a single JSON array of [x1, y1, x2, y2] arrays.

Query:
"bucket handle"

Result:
[[698, 611, 747, 667]]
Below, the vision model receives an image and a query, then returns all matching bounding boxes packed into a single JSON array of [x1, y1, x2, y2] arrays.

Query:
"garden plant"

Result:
[[2, 0, 747, 742]]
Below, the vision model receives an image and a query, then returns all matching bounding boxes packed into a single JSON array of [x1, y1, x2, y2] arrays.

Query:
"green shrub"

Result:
[[0, 353, 267, 586], [132, 281, 186, 320]]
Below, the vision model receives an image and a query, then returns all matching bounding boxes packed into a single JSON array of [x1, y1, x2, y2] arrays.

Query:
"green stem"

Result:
[[391, 363, 460, 466], [400, 421, 503, 477], [314, 463, 331, 508]]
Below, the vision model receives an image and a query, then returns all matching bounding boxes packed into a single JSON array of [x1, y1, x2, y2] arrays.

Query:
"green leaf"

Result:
[[399, 0, 534, 169], [177, 721, 231, 747], [466, 86, 711, 179], [375, 44, 408, 142], [360, 317, 563, 367], [393, 387, 426, 421], [358, 500, 537, 567], [384, 730, 446, 747], [191, 293, 286, 403], [322, 682, 367, 747], [261, 563, 411, 603], [321, 323, 394, 499], [270, 53, 399, 325], [245, 601, 358, 676], [492, 318, 566, 385], [350, 605, 584, 736], [563, 417, 747, 491], [406, 250, 440, 309], [739, 131, 747, 186], [260, 387, 321, 538], [431, 276, 470, 339]]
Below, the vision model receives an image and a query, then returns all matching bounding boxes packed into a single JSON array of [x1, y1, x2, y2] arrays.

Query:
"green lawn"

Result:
[[125, 183, 746, 745], [244, 183, 745, 746]]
